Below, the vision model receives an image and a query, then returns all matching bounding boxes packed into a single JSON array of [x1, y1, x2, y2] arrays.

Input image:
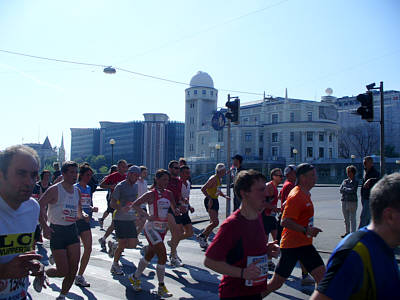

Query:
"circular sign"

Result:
[[211, 111, 226, 131]]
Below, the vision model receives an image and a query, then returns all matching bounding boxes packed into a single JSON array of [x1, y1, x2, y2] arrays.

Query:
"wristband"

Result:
[[240, 268, 244, 279]]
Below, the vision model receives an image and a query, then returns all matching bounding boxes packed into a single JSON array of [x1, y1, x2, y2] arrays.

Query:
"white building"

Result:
[[184, 71, 339, 171]]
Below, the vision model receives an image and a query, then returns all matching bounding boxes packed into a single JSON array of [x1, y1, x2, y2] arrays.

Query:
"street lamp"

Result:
[[215, 144, 221, 162], [351, 154, 355, 164], [293, 148, 298, 165], [109, 138, 116, 165]]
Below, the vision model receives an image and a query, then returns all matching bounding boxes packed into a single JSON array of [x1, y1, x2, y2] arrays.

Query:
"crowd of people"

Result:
[[0, 144, 399, 300]]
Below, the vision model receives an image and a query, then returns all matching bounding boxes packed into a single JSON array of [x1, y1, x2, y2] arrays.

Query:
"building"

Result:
[[70, 114, 184, 175], [24, 136, 57, 166], [185, 71, 340, 180], [335, 90, 400, 158]]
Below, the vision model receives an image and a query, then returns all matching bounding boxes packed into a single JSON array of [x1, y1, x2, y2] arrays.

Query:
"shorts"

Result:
[[262, 214, 278, 235], [34, 224, 41, 241], [168, 207, 183, 224], [275, 244, 324, 278], [176, 212, 192, 226], [76, 218, 91, 235], [144, 221, 167, 246], [106, 196, 115, 214], [204, 197, 219, 211], [50, 223, 79, 250], [114, 220, 137, 239]]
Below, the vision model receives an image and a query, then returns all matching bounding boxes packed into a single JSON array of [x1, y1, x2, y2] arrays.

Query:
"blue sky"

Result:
[[1, 0, 399, 159]]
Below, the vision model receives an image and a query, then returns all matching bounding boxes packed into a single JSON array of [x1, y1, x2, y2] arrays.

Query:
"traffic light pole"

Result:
[[379, 81, 385, 175], [226, 117, 231, 218]]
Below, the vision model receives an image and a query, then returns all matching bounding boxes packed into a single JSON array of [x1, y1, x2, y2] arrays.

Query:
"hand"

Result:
[[307, 226, 323, 237], [267, 240, 280, 258], [189, 206, 195, 213], [242, 259, 261, 280], [4, 252, 43, 278], [92, 206, 99, 213], [42, 225, 54, 240]]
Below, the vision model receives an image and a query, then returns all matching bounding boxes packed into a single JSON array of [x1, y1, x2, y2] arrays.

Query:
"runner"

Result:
[[0, 145, 47, 300], [98, 164, 117, 230], [129, 169, 179, 298], [98, 160, 128, 255], [261, 168, 282, 271], [39, 161, 87, 300], [52, 162, 62, 183], [264, 163, 325, 296], [165, 160, 184, 266], [74, 164, 98, 287], [279, 164, 314, 286], [204, 169, 279, 299], [135, 166, 149, 240], [109, 165, 141, 276], [197, 163, 230, 249], [231, 154, 245, 211], [169, 165, 195, 267]]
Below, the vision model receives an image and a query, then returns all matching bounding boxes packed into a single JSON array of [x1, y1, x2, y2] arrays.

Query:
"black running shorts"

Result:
[[76, 218, 91, 235], [50, 223, 79, 250], [204, 197, 219, 212], [114, 220, 137, 239]]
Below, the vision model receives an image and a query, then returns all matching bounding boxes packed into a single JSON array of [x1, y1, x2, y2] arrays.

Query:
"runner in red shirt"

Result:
[[204, 169, 279, 300]]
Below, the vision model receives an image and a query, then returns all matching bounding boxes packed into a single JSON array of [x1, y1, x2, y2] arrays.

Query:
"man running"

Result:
[[98, 165, 117, 229], [135, 166, 149, 239], [109, 165, 141, 275], [98, 160, 128, 255], [39, 161, 86, 300], [0, 145, 47, 300], [231, 154, 245, 211], [262, 168, 283, 271], [265, 163, 325, 296], [169, 165, 195, 267]]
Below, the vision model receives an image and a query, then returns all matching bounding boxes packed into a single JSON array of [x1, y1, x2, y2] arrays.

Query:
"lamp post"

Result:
[[293, 148, 298, 165], [109, 138, 116, 165], [351, 154, 355, 164], [215, 143, 221, 163]]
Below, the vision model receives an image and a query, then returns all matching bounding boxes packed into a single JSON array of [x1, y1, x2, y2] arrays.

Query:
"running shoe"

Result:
[[157, 284, 172, 298], [170, 255, 183, 268], [98, 237, 106, 251], [98, 218, 104, 230], [110, 263, 124, 275], [268, 260, 275, 271], [75, 275, 90, 287], [197, 235, 208, 249], [48, 254, 55, 265], [32, 274, 47, 293], [301, 274, 315, 286], [128, 274, 142, 291], [55, 295, 66, 300], [108, 240, 117, 258]]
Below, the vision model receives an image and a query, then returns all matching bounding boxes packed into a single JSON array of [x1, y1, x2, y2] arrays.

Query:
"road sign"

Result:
[[211, 111, 225, 131]]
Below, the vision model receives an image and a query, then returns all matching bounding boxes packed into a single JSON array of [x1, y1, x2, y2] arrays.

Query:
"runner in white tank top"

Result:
[[39, 161, 87, 300], [128, 169, 179, 298]]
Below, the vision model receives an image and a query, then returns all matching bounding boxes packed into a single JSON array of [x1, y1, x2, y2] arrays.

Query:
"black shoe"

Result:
[[341, 233, 349, 238]]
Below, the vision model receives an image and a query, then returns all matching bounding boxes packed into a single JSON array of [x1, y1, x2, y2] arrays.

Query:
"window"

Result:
[[290, 112, 294, 122], [245, 132, 252, 142], [202, 90, 206, 95], [319, 147, 324, 158], [190, 132, 194, 139], [189, 144, 193, 151], [319, 132, 324, 142], [245, 148, 252, 156], [329, 134, 332, 142], [259, 133, 263, 142], [272, 132, 278, 142], [290, 132, 294, 142], [210, 91, 213, 96], [307, 147, 313, 158], [243, 117, 249, 123], [187, 91, 190, 96], [272, 114, 278, 124], [272, 147, 278, 157], [290, 146, 294, 157], [307, 111, 313, 121], [194, 90, 197, 95], [201, 136, 205, 145], [329, 148, 333, 159], [307, 131, 313, 141], [259, 148, 263, 159]]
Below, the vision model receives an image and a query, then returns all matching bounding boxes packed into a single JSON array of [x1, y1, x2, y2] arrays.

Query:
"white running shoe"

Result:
[[170, 255, 183, 267], [108, 241, 117, 258], [157, 284, 172, 297], [197, 235, 208, 249], [48, 254, 55, 265], [110, 263, 124, 275], [75, 275, 90, 287], [128, 274, 142, 291]]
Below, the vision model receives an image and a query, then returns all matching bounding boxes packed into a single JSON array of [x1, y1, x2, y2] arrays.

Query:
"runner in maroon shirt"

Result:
[[204, 169, 279, 300]]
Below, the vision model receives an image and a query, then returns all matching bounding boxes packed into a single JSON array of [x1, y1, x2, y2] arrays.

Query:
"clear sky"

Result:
[[1, 0, 399, 159]]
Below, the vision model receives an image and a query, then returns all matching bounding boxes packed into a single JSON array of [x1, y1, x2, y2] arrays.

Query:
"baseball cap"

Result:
[[232, 154, 243, 163], [284, 165, 297, 176], [295, 163, 315, 178], [128, 165, 141, 174]]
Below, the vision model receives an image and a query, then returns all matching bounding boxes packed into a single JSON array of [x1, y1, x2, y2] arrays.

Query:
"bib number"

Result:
[[245, 254, 268, 286]]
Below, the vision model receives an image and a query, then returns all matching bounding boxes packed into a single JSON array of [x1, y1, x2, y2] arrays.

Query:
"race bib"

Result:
[[81, 193, 91, 209], [245, 254, 268, 287], [62, 194, 78, 222], [152, 221, 167, 232]]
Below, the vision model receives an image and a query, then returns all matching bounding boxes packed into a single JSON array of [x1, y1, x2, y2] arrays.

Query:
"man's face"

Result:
[[233, 159, 240, 168], [272, 171, 283, 184], [42, 172, 51, 182], [363, 159, 372, 170], [63, 166, 78, 185], [242, 178, 267, 212], [286, 170, 296, 182], [141, 169, 148, 179], [302, 169, 317, 189], [118, 162, 128, 174], [180, 169, 190, 181], [169, 163, 179, 177], [0, 153, 39, 208], [127, 172, 139, 184]]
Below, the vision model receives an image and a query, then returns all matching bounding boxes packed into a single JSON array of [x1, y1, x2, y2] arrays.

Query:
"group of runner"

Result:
[[1, 144, 399, 300]]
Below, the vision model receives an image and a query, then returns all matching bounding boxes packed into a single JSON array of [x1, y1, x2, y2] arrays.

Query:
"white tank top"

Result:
[[48, 183, 80, 226]]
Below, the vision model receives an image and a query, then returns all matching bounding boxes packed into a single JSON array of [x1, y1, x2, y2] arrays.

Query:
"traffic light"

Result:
[[356, 92, 374, 122], [225, 98, 240, 124]]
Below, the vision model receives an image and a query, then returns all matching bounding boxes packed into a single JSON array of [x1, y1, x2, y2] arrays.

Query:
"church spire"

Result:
[[58, 133, 66, 164]]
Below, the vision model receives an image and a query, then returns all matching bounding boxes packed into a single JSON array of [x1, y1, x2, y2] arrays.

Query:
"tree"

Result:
[[338, 125, 379, 158]]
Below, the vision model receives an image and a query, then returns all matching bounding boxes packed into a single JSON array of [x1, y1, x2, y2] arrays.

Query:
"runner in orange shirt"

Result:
[[264, 163, 326, 296]]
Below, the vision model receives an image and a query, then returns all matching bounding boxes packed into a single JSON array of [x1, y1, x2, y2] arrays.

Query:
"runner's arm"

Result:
[[201, 176, 216, 198], [132, 191, 153, 218]]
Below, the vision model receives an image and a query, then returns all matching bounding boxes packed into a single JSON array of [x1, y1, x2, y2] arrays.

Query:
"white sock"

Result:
[[156, 264, 166, 283], [135, 257, 149, 278]]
